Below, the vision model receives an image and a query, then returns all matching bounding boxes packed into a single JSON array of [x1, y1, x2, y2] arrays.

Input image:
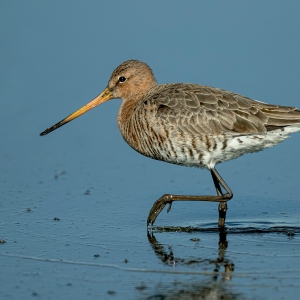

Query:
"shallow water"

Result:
[[1, 148, 300, 300]]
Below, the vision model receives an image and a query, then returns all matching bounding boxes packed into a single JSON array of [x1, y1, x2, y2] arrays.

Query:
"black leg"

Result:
[[210, 168, 230, 228], [147, 167, 233, 226], [211, 169, 223, 196]]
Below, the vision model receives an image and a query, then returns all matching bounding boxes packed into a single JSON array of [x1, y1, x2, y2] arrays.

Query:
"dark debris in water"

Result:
[[190, 237, 200, 242], [54, 171, 66, 179], [107, 290, 116, 295], [149, 225, 300, 235], [84, 189, 91, 195], [135, 283, 147, 290], [145, 295, 165, 300]]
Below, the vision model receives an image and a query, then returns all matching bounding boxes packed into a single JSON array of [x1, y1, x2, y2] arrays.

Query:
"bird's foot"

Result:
[[147, 194, 174, 226]]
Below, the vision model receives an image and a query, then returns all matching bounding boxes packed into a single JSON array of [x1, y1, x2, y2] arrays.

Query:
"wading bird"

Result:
[[40, 60, 300, 227]]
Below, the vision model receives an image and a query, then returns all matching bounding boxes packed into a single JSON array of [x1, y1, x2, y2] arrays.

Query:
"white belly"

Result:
[[157, 124, 300, 169]]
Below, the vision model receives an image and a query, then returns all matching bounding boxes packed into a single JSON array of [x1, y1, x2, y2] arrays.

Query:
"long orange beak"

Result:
[[40, 87, 113, 136]]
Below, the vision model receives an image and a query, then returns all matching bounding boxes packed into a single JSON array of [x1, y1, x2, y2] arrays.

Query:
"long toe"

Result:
[[147, 199, 167, 225]]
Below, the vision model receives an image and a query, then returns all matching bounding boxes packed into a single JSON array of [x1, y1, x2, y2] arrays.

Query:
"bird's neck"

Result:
[[117, 99, 138, 128], [117, 81, 157, 125]]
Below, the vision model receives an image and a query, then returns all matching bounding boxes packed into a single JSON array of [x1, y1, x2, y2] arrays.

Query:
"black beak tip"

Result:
[[40, 129, 49, 136]]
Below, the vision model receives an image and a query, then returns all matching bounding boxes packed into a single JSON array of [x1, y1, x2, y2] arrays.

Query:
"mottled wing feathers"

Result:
[[144, 84, 300, 136]]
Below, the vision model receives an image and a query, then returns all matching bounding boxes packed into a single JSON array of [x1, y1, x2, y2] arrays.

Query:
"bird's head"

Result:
[[40, 60, 157, 136]]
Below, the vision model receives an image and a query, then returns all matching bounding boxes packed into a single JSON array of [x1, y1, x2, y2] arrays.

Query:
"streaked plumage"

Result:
[[40, 60, 300, 227]]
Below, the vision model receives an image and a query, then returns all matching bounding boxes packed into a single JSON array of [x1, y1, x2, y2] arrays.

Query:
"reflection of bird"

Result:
[[40, 60, 300, 227]]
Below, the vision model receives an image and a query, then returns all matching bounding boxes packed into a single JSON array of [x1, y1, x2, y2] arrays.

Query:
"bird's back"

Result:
[[118, 83, 300, 168]]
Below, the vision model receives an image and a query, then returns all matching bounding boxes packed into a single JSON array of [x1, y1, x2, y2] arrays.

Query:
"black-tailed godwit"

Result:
[[40, 60, 300, 227]]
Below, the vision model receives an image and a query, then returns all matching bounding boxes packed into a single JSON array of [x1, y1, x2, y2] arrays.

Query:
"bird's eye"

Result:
[[118, 76, 126, 83]]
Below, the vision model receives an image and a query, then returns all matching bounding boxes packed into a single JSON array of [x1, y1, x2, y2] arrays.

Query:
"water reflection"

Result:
[[145, 229, 239, 300], [147, 229, 234, 279]]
